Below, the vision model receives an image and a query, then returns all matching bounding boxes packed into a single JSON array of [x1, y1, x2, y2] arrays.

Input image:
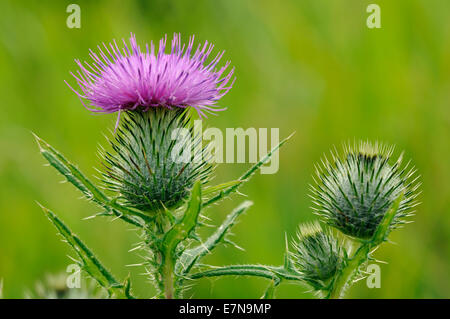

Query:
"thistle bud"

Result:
[[291, 222, 345, 290], [311, 141, 420, 240], [101, 108, 211, 212]]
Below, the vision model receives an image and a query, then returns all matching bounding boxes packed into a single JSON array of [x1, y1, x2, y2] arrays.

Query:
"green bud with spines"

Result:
[[291, 222, 345, 290], [310, 141, 420, 240], [101, 108, 212, 213]]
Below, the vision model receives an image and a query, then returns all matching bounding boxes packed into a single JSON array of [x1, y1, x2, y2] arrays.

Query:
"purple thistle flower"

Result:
[[66, 33, 235, 127]]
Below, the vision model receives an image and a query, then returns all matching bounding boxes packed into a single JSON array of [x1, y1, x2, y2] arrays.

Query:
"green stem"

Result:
[[191, 264, 303, 284], [326, 193, 404, 299], [156, 181, 202, 299], [153, 215, 176, 299], [162, 256, 175, 299], [326, 244, 370, 299]]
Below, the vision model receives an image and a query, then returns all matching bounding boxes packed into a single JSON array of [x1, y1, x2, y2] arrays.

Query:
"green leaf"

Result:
[[283, 233, 294, 271], [203, 180, 243, 196], [177, 200, 253, 275], [34, 133, 151, 227], [371, 192, 404, 245], [203, 132, 294, 207], [38, 203, 132, 298], [158, 181, 202, 299], [261, 280, 279, 299], [0, 278, 3, 299], [122, 274, 135, 299], [163, 181, 202, 258]]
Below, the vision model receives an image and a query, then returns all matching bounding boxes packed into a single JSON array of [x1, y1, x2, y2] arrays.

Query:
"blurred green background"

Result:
[[0, 0, 449, 298]]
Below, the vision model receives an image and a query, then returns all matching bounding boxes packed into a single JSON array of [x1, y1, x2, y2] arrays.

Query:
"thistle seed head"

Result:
[[291, 222, 345, 289], [101, 108, 212, 212], [311, 141, 420, 240]]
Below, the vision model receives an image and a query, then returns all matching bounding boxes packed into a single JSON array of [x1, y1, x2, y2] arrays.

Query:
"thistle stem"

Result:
[[162, 257, 175, 299], [190, 265, 303, 283], [326, 194, 404, 299], [326, 244, 370, 299]]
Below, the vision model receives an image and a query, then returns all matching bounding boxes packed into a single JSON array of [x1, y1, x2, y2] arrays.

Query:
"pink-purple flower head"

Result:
[[66, 33, 235, 126]]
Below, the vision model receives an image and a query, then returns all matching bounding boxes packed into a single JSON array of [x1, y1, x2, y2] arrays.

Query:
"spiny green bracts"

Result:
[[311, 141, 420, 240], [101, 108, 212, 213], [291, 222, 345, 290]]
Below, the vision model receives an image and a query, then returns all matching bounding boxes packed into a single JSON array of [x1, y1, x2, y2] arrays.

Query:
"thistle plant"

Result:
[[36, 33, 288, 299], [34, 33, 420, 299]]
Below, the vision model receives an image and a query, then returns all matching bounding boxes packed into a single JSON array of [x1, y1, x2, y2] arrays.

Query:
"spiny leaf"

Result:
[[177, 200, 253, 275], [163, 181, 202, 258], [202, 180, 243, 196], [261, 279, 279, 299], [283, 233, 294, 270], [371, 192, 404, 245], [33, 133, 150, 227], [123, 274, 135, 299], [38, 203, 132, 299], [203, 132, 294, 207]]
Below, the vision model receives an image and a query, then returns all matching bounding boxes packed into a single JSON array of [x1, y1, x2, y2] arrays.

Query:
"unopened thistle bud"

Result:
[[101, 108, 211, 212], [311, 141, 420, 240], [291, 222, 345, 290]]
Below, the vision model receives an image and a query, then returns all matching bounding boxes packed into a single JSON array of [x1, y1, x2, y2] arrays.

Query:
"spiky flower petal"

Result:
[[311, 141, 420, 239], [66, 33, 234, 122], [291, 222, 345, 290], [101, 108, 212, 212]]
